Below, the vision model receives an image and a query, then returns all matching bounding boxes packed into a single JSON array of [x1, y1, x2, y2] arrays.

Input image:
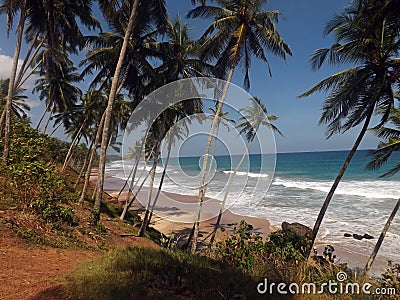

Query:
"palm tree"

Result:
[[117, 141, 144, 198], [34, 52, 83, 134], [187, 0, 292, 253], [363, 104, 400, 274], [58, 90, 106, 171], [206, 104, 236, 178], [137, 127, 163, 237], [0, 79, 30, 126], [140, 117, 189, 236], [28, 0, 99, 132], [209, 97, 282, 247], [94, 0, 168, 223], [0, 0, 28, 164], [150, 17, 214, 81], [299, 0, 400, 258]]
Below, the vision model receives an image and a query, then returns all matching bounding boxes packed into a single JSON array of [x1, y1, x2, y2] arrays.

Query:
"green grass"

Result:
[[64, 246, 284, 300]]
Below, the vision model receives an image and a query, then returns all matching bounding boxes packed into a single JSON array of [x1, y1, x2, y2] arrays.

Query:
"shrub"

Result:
[[265, 229, 311, 263], [215, 220, 265, 273]]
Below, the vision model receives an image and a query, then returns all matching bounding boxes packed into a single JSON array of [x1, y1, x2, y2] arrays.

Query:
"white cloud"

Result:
[[0, 54, 38, 89], [0, 54, 21, 79]]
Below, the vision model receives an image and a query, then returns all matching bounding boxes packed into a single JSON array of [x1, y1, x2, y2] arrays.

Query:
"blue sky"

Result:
[[0, 0, 383, 154]]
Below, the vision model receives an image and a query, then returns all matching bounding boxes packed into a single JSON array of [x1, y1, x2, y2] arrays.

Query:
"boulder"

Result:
[[282, 222, 312, 236]]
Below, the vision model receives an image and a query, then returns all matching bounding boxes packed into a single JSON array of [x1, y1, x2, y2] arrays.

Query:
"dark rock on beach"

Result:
[[363, 233, 374, 239], [282, 222, 312, 236]]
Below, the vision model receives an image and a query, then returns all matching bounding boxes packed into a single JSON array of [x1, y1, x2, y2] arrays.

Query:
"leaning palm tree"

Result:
[[206, 104, 236, 178], [209, 97, 282, 247], [94, 0, 168, 223], [140, 119, 189, 235], [187, 0, 292, 253], [0, 0, 28, 164], [117, 141, 145, 198], [299, 0, 400, 258], [363, 104, 400, 274]]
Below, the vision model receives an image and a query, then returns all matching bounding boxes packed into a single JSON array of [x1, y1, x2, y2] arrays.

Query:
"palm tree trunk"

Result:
[[62, 133, 82, 171], [78, 112, 105, 206], [120, 170, 150, 221], [209, 125, 259, 247], [206, 124, 220, 179], [364, 198, 400, 275], [307, 107, 375, 260], [93, 127, 115, 208], [189, 67, 235, 253], [62, 117, 88, 171], [74, 140, 94, 190], [138, 152, 159, 237], [15, 34, 45, 90], [49, 122, 62, 137], [36, 102, 51, 130], [117, 138, 150, 200], [143, 140, 173, 234], [3, 1, 27, 164], [0, 109, 5, 134], [43, 106, 55, 134], [95, 0, 139, 221], [117, 163, 136, 198]]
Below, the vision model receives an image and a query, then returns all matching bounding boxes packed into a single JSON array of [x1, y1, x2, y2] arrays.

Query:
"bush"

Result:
[[0, 119, 76, 227], [30, 199, 75, 227], [265, 229, 311, 263], [215, 220, 265, 273]]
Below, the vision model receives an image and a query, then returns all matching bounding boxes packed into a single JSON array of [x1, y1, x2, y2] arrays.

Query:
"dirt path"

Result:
[[0, 226, 96, 300]]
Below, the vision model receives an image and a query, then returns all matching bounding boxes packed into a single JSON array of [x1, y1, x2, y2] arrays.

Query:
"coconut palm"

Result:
[[140, 117, 189, 236], [28, 0, 99, 132], [0, 0, 28, 164], [57, 90, 107, 171], [367, 100, 400, 177], [119, 46, 205, 222], [80, 15, 160, 98], [187, 0, 292, 253], [0, 79, 30, 125], [34, 51, 83, 134], [150, 17, 214, 82], [363, 103, 400, 274], [205, 104, 235, 180], [137, 124, 164, 237], [94, 0, 168, 223], [118, 141, 145, 199], [78, 88, 130, 206], [299, 0, 400, 258], [209, 97, 282, 247]]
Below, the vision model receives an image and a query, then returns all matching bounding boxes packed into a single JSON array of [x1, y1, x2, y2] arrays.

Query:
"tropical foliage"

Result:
[[1, 1, 400, 292]]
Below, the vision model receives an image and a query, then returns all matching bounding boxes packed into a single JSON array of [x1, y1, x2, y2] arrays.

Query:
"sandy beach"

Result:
[[94, 169, 390, 274], [109, 188, 276, 243]]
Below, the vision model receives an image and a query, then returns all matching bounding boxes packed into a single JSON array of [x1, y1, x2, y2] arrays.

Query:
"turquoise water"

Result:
[[107, 149, 400, 269], [174, 150, 400, 180]]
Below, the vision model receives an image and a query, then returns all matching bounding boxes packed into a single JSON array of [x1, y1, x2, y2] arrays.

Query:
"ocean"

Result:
[[106, 149, 400, 271]]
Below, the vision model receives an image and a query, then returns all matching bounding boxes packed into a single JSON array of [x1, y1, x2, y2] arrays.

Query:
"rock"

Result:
[[363, 233, 374, 240], [281, 222, 312, 236], [344, 233, 352, 237], [352, 234, 363, 240]]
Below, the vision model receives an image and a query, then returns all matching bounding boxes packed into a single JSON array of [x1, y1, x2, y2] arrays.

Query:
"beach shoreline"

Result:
[[99, 170, 390, 275]]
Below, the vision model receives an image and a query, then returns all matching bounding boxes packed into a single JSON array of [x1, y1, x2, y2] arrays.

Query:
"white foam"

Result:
[[223, 170, 269, 178], [272, 178, 400, 199]]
